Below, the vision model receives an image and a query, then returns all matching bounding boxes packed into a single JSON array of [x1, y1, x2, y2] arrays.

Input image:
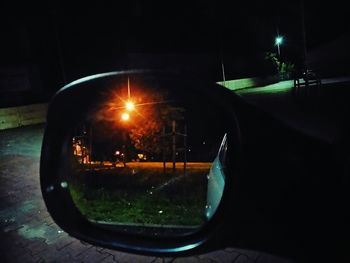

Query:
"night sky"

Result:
[[0, 1, 349, 103]]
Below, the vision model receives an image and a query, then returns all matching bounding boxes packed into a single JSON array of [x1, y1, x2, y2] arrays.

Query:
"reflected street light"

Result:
[[125, 101, 135, 111], [121, 112, 130, 121]]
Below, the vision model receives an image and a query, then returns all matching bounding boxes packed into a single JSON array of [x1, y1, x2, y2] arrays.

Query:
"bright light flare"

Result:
[[275, 36, 283, 46], [121, 112, 130, 121], [125, 101, 135, 111]]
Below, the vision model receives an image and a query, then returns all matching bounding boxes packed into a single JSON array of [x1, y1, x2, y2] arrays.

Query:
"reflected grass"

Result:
[[69, 162, 210, 226]]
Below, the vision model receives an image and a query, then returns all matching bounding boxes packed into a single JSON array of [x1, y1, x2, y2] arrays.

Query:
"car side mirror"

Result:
[[40, 70, 241, 255]]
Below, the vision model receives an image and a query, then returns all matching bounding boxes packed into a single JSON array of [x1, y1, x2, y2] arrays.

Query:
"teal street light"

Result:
[[275, 36, 284, 57]]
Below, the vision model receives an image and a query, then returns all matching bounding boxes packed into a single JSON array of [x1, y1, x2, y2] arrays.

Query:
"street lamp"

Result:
[[125, 101, 135, 111], [121, 112, 130, 121], [275, 36, 284, 57]]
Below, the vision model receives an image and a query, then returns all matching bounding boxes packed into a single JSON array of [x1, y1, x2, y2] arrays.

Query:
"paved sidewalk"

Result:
[[0, 124, 294, 262]]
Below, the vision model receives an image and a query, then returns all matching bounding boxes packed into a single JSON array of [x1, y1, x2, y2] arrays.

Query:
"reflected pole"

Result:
[[127, 77, 131, 99], [172, 120, 176, 173], [184, 125, 187, 176], [89, 125, 92, 167], [122, 131, 127, 167], [162, 126, 166, 175]]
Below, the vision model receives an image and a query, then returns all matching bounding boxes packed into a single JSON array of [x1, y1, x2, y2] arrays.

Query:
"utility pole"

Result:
[[275, 27, 282, 59], [172, 120, 176, 173], [122, 131, 127, 167], [162, 126, 166, 175], [183, 125, 187, 176], [300, 0, 308, 72], [221, 53, 226, 87], [89, 125, 92, 167]]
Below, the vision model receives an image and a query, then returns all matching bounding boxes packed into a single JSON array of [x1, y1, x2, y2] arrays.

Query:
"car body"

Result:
[[205, 133, 227, 221]]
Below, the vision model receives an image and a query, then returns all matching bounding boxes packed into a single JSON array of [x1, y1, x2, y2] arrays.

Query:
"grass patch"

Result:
[[69, 162, 210, 226]]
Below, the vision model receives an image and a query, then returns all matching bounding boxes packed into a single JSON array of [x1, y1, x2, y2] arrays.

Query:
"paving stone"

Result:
[[54, 237, 75, 251], [172, 256, 201, 262], [94, 247, 119, 257], [2, 222, 24, 233], [5, 231, 36, 248], [197, 258, 216, 263], [95, 246, 106, 253], [0, 242, 30, 261], [74, 246, 111, 263], [44, 229, 69, 245], [37, 249, 75, 263], [199, 250, 239, 263], [100, 254, 118, 262], [105, 250, 155, 263], [11, 250, 41, 263], [0, 231, 24, 248], [60, 239, 92, 258], [229, 248, 261, 261], [25, 239, 49, 256], [256, 253, 295, 263], [222, 248, 245, 260], [233, 255, 256, 263], [152, 257, 176, 263], [94, 248, 123, 262]]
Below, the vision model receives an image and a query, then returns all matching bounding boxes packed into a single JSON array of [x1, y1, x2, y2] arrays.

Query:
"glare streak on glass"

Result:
[[59, 72, 119, 92]]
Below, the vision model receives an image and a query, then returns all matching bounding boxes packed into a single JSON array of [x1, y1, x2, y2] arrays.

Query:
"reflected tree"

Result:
[[129, 104, 185, 159]]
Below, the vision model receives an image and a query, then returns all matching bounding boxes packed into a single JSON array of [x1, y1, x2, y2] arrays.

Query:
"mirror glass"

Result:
[[67, 73, 229, 236]]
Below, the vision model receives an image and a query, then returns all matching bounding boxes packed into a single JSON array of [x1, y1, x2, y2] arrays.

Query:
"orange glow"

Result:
[[121, 112, 130, 121], [125, 101, 135, 111], [94, 80, 164, 127]]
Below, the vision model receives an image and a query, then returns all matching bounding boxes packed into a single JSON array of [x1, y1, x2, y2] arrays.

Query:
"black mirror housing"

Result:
[[40, 70, 242, 256]]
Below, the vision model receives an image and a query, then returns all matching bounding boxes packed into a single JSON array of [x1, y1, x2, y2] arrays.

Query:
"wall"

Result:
[[0, 103, 47, 130]]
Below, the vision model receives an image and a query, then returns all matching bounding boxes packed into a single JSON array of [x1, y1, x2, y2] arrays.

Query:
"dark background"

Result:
[[0, 1, 349, 107]]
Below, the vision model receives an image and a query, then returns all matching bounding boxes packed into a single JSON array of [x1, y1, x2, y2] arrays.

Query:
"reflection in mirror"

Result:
[[67, 74, 228, 236]]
